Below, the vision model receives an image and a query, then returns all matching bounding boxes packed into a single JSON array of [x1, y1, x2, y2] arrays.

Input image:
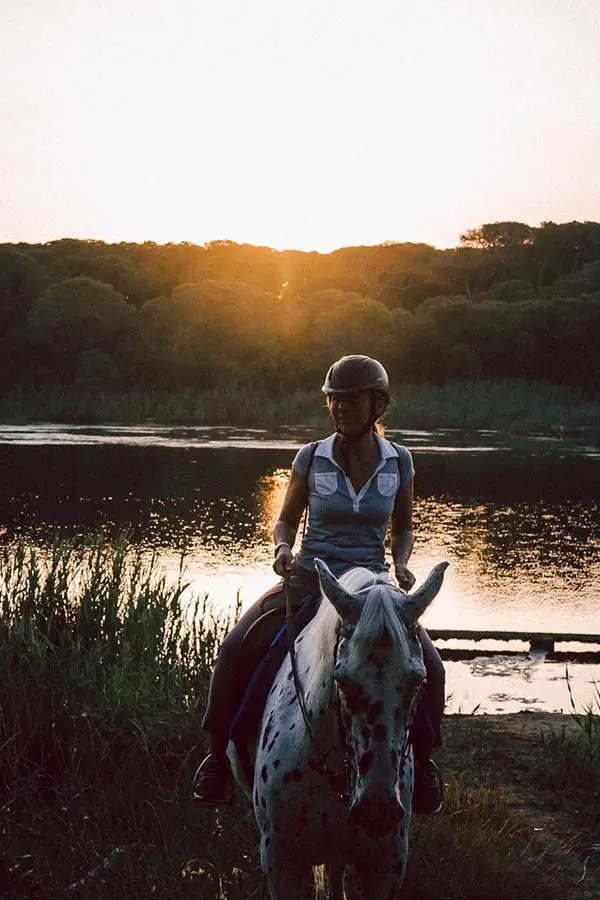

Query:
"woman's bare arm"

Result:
[[273, 468, 308, 576], [390, 480, 416, 590]]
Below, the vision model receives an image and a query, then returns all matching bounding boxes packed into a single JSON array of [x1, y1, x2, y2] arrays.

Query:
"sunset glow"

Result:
[[2, 0, 600, 251]]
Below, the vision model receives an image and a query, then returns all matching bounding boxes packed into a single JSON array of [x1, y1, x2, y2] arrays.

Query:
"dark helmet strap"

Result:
[[336, 394, 380, 471], [337, 423, 376, 474]]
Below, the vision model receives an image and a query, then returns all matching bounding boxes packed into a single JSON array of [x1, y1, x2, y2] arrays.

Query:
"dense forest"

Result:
[[1, 220, 600, 400]]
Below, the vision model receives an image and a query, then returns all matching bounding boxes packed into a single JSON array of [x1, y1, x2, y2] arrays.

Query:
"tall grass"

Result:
[[0, 539, 595, 898], [0, 537, 235, 898], [2, 379, 600, 432], [404, 780, 564, 900], [535, 669, 600, 830], [387, 379, 600, 433], [0, 385, 323, 428]]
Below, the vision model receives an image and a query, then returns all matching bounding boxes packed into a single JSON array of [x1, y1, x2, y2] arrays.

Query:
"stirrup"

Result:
[[192, 754, 234, 807]]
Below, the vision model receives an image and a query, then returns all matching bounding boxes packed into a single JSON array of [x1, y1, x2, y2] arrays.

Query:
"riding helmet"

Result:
[[321, 355, 390, 399]]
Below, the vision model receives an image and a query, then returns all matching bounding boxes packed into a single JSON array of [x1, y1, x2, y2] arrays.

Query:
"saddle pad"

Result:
[[230, 595, 320, 785]]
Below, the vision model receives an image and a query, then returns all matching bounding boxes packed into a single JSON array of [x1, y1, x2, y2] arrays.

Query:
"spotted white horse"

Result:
[[229, 558, 448, 900]]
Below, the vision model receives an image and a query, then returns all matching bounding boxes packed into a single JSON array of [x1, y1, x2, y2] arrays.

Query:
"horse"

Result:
[[228, 557, 448, 900]]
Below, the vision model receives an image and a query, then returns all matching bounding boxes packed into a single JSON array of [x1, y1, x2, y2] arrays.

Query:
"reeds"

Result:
[[1, 379, 599, 432], [537, 669, 600, 830], [386, 378, 600, 433], [0, 536, 235, 898], [0, 539, 595, 897]]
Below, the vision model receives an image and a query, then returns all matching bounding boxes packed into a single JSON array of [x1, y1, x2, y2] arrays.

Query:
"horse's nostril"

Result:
[[385, 800, 405, 830], [350, 797, 404, 835], [393, 802, 405, 825], [349, 804, 361, 824], [349, 797, 371, 824]]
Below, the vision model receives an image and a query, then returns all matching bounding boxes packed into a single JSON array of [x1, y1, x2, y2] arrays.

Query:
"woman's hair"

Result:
[[373, 389, 388, 436]]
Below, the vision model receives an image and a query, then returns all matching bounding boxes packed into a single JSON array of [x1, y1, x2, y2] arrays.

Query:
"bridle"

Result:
[[284, 579, 421, 804]]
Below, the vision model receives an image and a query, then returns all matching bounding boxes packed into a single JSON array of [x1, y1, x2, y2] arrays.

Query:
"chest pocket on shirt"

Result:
[[377, 472, 398, 496], [314, 472, 338, 496]]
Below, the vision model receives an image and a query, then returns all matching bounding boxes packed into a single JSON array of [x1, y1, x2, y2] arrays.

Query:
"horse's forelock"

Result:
[[338, 566, 385, 595], [299, 568, 411, 705]]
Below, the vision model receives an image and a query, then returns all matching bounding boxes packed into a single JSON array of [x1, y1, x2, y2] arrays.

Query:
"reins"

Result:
[[283, 576, 422, 804], [284, 576, 315, 741], [282, 437, 320, 739]]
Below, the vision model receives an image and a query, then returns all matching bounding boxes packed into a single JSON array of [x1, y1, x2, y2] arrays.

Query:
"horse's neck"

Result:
[[294, 601, 338, 721]]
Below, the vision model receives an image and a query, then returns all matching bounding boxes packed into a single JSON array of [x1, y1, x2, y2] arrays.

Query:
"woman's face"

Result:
[[327, 390, 373, 436]]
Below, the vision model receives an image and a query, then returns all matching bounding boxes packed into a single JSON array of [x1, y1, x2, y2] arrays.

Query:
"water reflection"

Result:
[[0, 426, 598, 714], [254, 469, 290, 545], [414, 498, 600, 634], [444, 658, 598, 715]]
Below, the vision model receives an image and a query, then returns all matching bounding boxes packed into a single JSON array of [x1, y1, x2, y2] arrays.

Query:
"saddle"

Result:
[[239, 581, 288, 658]]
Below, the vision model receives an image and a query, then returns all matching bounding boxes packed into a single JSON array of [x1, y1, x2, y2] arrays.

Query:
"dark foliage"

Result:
[[1, 221, 600, 401]]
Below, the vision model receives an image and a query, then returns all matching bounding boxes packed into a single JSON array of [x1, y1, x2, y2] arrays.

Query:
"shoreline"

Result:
[[1, 379, 599, 432], [443, 709, 583, 728]]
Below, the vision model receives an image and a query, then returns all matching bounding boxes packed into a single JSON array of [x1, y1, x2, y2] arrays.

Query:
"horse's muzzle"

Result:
[[349, 794, 405, 837]]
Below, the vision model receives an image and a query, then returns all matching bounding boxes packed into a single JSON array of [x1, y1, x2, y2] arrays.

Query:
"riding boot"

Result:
[[192, 651, 247, 806], [411, 626, 445, 814], [193, 599, 269, 805], [412, 756, 443, 815], [192, 572, 321, 806], [192, 660, 238, 805]]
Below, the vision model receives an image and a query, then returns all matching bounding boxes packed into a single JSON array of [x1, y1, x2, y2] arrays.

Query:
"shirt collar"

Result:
[[314, 432, 397, 462]]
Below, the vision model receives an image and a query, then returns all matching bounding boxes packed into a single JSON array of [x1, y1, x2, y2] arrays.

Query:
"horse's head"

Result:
[[314, 559, 448, 838]]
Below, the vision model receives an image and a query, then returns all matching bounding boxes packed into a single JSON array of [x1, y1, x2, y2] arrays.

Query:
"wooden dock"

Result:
[[427, 629, 600, 661]]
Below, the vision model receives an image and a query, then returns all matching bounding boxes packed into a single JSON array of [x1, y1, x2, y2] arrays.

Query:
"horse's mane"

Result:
[[300, 567, 411, 709], [299, 591, 339, 707], [343, 570, 411, 667]]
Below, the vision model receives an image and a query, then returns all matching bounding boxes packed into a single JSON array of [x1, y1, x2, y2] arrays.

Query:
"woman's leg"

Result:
[[193, 572, 319, 804], [193, 593, 281, 805], [418, 626, 445, 749], [200, 593, 280, 756], [411, 627, 445, 815]]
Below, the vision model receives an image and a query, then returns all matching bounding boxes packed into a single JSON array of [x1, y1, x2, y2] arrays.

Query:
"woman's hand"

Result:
[[395, 564, 416, 592], [273, 545, 295, 578]]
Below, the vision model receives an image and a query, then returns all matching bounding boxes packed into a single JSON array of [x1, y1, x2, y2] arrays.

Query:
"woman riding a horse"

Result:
[[193, 354, 445, 814]]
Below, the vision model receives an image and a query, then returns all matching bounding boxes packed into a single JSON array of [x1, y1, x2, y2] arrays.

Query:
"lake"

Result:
[[1, 423, 599, 716]]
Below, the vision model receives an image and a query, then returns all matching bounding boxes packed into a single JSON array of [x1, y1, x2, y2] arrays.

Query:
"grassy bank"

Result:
[[0, 539, 598, 898], [1, 379, 600, 433]]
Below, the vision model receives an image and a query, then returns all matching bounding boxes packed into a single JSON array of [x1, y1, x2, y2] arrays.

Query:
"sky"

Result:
[[1, 0, 600, 252]]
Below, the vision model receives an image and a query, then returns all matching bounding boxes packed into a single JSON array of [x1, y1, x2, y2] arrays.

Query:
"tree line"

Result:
[[1, 220, 600, 396]]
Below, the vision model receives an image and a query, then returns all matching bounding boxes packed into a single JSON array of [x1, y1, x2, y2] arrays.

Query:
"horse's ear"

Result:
[[398, 562, 449, 625], [314, 559, 360, 623]]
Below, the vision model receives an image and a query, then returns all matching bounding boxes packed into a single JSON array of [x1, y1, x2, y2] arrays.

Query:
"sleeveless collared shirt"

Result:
[[292, 432, 414, 577]]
